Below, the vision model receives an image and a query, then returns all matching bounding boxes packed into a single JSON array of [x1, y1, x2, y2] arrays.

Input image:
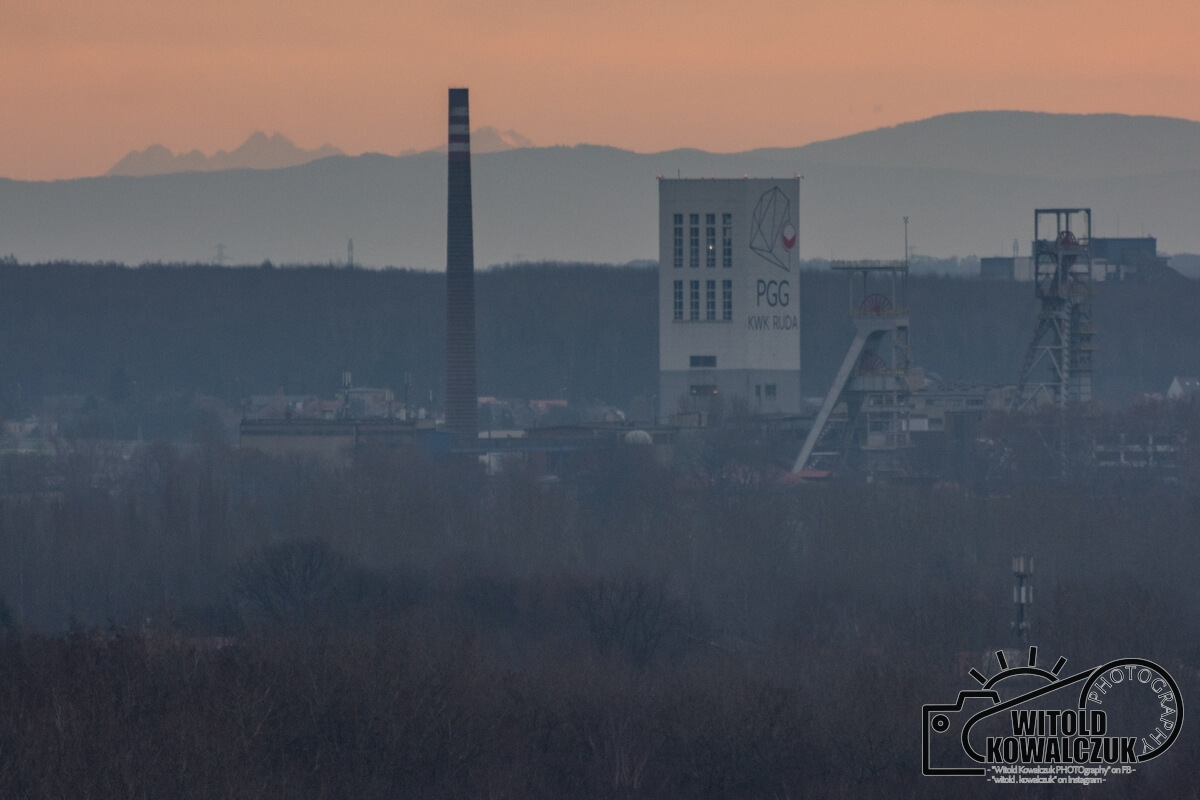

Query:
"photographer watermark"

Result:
[[923, 647, 1183, 784]]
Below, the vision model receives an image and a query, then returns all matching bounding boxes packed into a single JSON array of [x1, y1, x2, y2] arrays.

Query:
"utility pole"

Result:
[[403, 371, 412, 420]]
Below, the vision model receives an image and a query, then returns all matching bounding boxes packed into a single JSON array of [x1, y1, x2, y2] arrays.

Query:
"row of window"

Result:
[[672, 279, 732, 322], [673, 213, 733, 268]]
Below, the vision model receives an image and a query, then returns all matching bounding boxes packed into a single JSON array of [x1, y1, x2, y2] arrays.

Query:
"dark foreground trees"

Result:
[[0, 620, 1196, 799], [1, 442, 1199, 797]]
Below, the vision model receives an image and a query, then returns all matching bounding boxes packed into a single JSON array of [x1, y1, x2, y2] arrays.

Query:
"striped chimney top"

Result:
[[449, 89, 471, 161]]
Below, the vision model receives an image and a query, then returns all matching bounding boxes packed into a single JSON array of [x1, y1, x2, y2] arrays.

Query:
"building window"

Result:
[[689, 384, 717, 397], [673, 215, 683, 268], [705, 280, 716, 320], [765, 384, 777, 398], [722, 280, 732, 320], [689, 355, 716, 368], [689, 280, 699, 320], [706, 221, 716, 267], [672, 280, 683, 321], [722, 213, 733, 267], [689, 215, 700, 268]]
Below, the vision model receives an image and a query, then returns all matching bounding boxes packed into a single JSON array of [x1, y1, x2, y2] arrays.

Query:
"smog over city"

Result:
[[3, 0, 1200, 796]]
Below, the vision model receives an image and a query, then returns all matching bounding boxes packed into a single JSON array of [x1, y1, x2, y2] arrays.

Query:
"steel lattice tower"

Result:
[[1015, 209, 1094, 410]]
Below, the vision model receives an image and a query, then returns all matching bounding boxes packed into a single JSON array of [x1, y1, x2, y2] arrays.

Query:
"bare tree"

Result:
[[234, 539, 348, 626]]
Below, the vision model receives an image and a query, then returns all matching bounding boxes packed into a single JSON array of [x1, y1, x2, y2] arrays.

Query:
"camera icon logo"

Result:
[[922, 647, 1183, 779]]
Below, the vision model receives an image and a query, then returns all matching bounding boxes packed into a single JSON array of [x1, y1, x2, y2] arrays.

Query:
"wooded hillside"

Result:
[[0, 261, 1196, 421]]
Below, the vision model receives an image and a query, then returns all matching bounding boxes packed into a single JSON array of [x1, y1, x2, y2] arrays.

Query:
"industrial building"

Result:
[[658, 178, 802, 417], [980, 256, 1034, 281], [1089, 237, 1166, 281], [981, 237, 1164, 282]]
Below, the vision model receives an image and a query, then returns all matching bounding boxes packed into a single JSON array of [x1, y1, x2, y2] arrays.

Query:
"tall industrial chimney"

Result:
[[445, 88, 478, 443]]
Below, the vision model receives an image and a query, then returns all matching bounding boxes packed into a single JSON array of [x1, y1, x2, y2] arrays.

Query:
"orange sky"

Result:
[[3, 0, 1199, 181]]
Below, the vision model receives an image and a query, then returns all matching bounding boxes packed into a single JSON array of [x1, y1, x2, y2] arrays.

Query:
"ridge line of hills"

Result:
[[4, 111, 1199, 268], [106, 127, 536, 177]]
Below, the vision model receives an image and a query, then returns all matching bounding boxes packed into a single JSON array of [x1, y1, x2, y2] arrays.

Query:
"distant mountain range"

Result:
[[4, 111, 1200, 269], [756, 112, 1200, 179], [414, 126, 534, 156], [107, 132, 345, 177], [108, 127, 535, 177]]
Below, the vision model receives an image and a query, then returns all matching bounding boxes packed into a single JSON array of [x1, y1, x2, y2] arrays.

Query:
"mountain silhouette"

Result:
[[772, 111, 1200, 178], [5, 112, 1197, 268], [423, 126, 535, 155], [107, 132, 344, 177]]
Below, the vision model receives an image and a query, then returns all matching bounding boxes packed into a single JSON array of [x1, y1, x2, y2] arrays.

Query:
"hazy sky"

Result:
[[4, 0, 1199, 181]]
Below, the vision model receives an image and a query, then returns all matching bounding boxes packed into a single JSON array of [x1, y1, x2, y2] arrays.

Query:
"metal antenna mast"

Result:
[[1012, 556, 1033, 645]]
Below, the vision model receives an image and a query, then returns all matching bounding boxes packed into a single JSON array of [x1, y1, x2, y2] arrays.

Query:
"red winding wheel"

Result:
[[1058, 230, 1079, 269], [859, 293, 893, 315]]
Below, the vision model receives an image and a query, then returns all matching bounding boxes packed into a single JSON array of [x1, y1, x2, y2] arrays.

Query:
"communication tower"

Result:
[[1012, 555, 1033, 645]]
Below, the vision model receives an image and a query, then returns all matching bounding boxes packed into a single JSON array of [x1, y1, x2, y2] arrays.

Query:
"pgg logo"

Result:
[[756, 279, 789, 307]]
